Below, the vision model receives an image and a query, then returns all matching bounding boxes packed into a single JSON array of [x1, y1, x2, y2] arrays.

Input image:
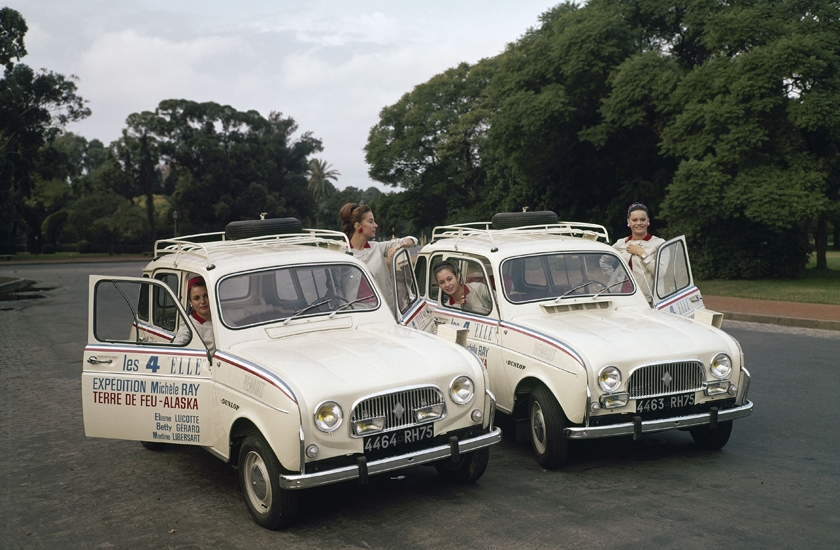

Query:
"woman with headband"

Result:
[[606, 202, 665, 304], [173, 276, 216, 355], [338, 203, 418, 314]]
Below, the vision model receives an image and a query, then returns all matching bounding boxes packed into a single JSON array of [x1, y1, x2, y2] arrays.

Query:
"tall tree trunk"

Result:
[[815, 215, 828, 269]]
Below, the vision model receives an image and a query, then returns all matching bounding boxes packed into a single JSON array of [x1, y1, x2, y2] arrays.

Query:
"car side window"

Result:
[[94, 279, 190, 346], [656, 240, 688, 297], [427, 254, 445, 301], [439, 258, 493, 316], [414, 255, 428, 299], [153, 273, 179, 332]]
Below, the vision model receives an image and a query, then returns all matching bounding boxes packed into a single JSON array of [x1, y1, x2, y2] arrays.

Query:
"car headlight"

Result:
[[598, 366, 622, 392], [314, 401, 343, 433], [710, 353, 732, 380], [450, 376, 475, 405]]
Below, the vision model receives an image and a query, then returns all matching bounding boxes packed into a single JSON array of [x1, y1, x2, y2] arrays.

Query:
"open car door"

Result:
[[82, 276, 213, 446], [391, 247, 436, 332], [652, 236, 705, 318]]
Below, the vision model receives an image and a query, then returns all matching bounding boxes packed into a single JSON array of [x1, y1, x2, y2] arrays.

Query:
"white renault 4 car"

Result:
[[82, 220, 500, 529], [395, 211, 752, 469]]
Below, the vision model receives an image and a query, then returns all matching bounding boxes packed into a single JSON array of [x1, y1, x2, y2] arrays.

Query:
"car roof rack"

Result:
[[431, 222, 610, 251], [153, 229, 351, 269]]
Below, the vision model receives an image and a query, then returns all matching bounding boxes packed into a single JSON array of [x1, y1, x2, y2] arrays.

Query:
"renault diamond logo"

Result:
[[662, 372, 673, 387], [393, 402, 405, 420]]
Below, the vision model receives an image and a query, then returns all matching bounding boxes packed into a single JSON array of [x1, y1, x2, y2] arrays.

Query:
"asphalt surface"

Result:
[[1, 261, 839, 549]]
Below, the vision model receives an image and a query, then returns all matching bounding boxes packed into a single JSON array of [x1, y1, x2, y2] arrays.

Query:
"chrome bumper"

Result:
[[565, 400, 753, 440], [279, 427, 502, 490]]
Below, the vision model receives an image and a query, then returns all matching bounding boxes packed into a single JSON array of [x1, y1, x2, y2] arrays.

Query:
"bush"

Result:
[[688, 219, 810, 279], [77, 239, 92, 253], [41, 243, 57, 254]]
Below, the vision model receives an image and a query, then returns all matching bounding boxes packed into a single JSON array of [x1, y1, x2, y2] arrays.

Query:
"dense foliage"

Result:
[[365, 0, 840, 278]]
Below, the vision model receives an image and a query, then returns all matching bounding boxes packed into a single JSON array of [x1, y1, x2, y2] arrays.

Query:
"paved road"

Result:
[[2, 263, 838, 549]]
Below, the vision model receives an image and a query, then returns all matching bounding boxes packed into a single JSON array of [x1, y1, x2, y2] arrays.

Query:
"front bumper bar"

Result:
[[565, 400, 753, 440], [279, 427, 502, 490]]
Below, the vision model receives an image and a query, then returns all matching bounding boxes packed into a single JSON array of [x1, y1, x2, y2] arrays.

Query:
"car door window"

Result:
[[94, 279, 191, 346]]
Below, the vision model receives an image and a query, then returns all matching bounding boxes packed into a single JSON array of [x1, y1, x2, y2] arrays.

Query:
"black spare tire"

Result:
[[491, 211, 558, 229], [225, 218, 302, 240]]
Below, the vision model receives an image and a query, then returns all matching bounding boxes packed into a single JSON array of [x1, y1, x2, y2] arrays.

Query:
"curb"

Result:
[[719, 311, 840, 332]]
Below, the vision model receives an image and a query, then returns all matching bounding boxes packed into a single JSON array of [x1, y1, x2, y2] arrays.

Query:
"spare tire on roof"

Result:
[[491, 211, 558, 229], [225, 218, 303, 240]]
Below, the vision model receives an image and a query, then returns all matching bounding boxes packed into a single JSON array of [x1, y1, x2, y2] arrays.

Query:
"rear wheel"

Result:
[[528, 385, 568, 469], [238, 434, 299, 530], [689, 420, 733, 450], [434, 447, 490, 483]]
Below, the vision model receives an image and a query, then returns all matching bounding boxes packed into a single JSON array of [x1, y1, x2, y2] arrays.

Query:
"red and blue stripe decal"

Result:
[[215, 351, 297, 404], [499, 321, 585, 368], [133, 321, 176, 341], [654, 286, 701, 311], [85, 342, 208, 359]]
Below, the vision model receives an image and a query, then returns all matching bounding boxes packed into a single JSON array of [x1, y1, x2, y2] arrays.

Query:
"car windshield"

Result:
[[500, 252, 634, 304], [217, 264, 379, 328]]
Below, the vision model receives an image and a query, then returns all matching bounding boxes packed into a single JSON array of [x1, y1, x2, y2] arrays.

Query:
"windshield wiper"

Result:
[[329, 295, 376, 318], [592, 278, 631, 298], [556, 279, 607, 301], [282, 297, 333, 326]]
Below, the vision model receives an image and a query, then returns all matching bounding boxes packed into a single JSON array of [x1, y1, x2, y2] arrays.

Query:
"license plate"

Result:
[[636, 393, 695, 413], [364, 424, 434, 454]]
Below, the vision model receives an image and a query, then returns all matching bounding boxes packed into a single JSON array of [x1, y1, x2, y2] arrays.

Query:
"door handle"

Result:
[[87, 356, 113, 364], [690, 295, 702, 302]]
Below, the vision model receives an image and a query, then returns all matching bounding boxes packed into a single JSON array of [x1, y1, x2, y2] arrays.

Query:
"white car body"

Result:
[[396, 214, 752, 468], [81, 225, 500, 529]]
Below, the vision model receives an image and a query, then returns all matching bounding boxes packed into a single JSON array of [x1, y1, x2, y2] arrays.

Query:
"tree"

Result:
[[306, 158, 340, 202], [115, 111, 164, 241], [365, 60, 498, 228], [135, 100, 322, 233], [0, 8, 90, 253], [591, 0, 840, 277]]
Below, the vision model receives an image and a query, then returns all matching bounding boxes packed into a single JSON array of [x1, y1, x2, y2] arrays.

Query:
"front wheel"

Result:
[[689, 420, 733, 450], [434, 447, 490, 483], [529, 385, 568, 469], [238, 434, 299, 530]]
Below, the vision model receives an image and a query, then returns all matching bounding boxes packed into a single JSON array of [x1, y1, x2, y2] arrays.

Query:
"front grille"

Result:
[[351, 386, 446, 436], [626, 361, 704, 399]]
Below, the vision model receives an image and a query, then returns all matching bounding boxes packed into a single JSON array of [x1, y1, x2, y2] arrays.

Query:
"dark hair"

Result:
[[187, 276, 207, 296], [433, 261, 459, 278], [626, 202, 649, 217], [338, 203, 372, 238]]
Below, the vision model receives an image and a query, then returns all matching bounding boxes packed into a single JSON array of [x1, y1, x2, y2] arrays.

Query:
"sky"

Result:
[[13, 1, 555, 191]]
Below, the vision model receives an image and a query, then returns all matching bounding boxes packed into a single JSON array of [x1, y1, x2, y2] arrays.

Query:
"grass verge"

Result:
[[696, 250, 840, 305]]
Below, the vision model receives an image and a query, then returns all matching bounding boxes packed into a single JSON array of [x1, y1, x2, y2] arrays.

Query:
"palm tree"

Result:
[[307, 158, 340, 202]]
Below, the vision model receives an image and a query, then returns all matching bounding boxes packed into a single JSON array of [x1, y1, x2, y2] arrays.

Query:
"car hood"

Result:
[[509, 306, 730, 369], [227, 323, 477, 406]]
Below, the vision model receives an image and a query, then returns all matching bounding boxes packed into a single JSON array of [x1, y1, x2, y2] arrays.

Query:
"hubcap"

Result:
[[244, 451, 271, 512], [531, 402, 547, 454]]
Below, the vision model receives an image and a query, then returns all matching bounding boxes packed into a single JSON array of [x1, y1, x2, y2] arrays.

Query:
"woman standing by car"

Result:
[[338, 203, 417, 314], [608, 202, 665, 304]]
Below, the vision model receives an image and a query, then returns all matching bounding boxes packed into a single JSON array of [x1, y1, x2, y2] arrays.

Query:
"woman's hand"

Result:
[[626, 243, 645, 258]]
